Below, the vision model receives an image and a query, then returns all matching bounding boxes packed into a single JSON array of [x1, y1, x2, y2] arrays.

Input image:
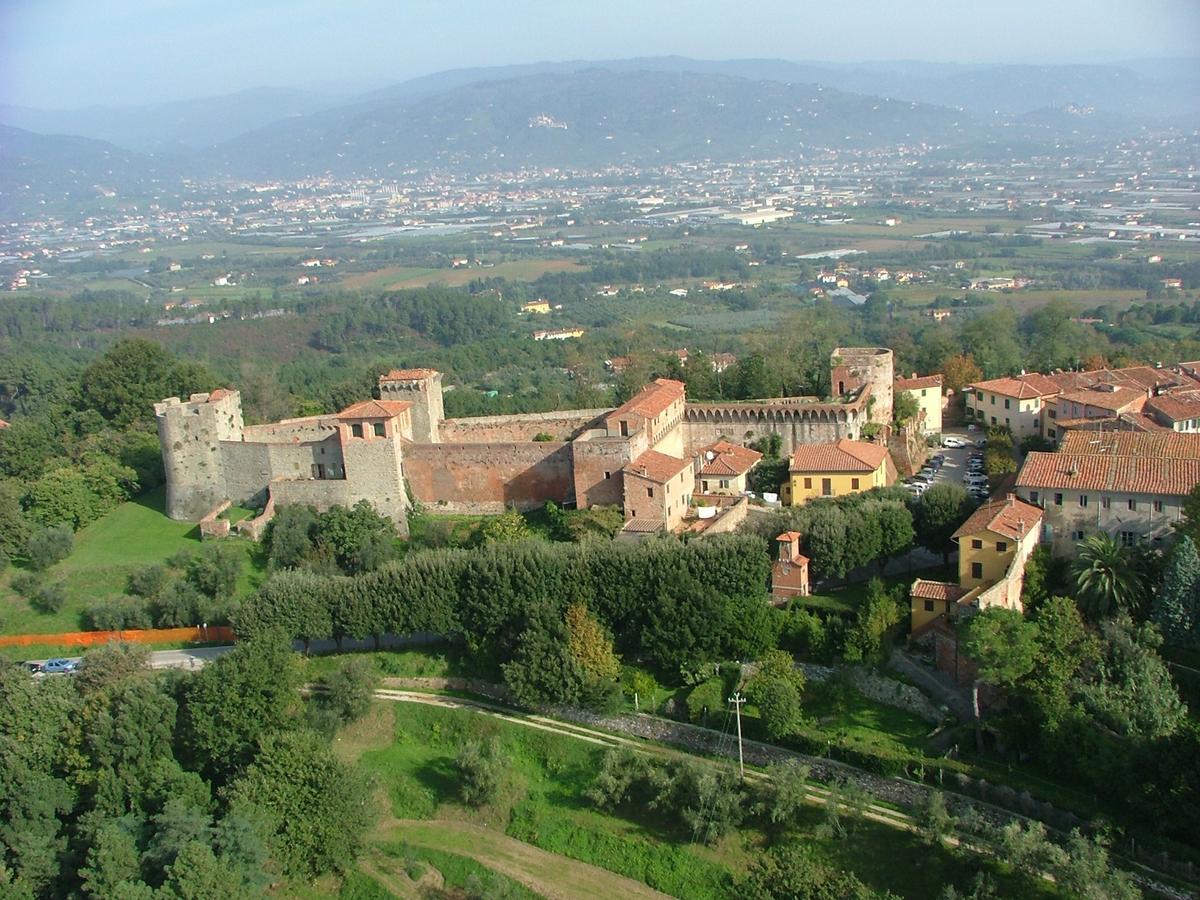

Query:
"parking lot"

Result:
[[904, 430, 989, 501]]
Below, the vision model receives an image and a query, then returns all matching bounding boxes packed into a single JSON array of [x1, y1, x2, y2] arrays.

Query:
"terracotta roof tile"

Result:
[[789, 438, 890, 473], [1056, 386, 1146, 413], [622, 517, 667, 533], [1058, 431, 1200, 459], [1146, 393, 1200, 423], [895, 374, 943, 392], [697, 440, 762, 477], [608, 379, 686, 424], [1017, 450, 1200, 497], [911, 579, 967, 602], [625, 449, 692, 483], [777, 531, 803, 541], [336, 399, 413, 420], [952, 495, 1043, 541]]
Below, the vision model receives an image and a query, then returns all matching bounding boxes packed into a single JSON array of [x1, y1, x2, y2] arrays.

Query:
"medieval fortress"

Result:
[[155, 348, 894, 536]]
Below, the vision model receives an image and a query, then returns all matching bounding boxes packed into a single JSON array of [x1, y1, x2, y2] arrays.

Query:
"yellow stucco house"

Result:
[[781, 438, 895, 506], [910, 495, 1044, 636], [894, 373, 944, 435]]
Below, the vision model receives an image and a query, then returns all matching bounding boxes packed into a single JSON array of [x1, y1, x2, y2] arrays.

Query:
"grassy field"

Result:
[[335, 699, 1056, 899], [0, 488, 265, 635], [339, 258, 585, 291]]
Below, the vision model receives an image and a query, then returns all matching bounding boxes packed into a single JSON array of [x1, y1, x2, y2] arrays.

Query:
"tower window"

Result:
[[350, 423, 363, 438], [373, 422, 386, 437]]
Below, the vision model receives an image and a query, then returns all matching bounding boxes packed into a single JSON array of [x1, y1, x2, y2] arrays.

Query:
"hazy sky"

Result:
[[2, 0, 1198, 109]]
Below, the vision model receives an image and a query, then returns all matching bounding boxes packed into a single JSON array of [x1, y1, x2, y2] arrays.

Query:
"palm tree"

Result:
[[1072, 533, 1145, 621]]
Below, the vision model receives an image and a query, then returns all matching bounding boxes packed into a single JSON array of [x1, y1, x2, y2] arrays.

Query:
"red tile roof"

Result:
[[336, 399, 413, 420], [379, 368, 439, 382], [608, 379, 686, 424], [967, 376, 1050, 401], [1017, 451, 1200, 497], [911, 579, 968, 602], [777, 531, 804, 542], [789, 438, 890, 473], [697, 440, 762, 477], [1056, 386, 1146, 413], [625, 449, 692, 484], [895, 374, 943, 392], [952, 495, 1043, 541], [206, 388, 234, 402], [1058, 430, 1200, 459], [621, 517, 667, 533], [1146, 393, 1200, 424]]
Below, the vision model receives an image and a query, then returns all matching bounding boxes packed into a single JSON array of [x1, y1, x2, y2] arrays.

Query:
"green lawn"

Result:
[[1, 488, 265, 635], [347, 700, 1058, 899]]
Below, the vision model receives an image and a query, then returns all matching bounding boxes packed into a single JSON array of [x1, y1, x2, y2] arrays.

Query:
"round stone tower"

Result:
[[155, 389, 244, 520], [830, 347, 894, 426]]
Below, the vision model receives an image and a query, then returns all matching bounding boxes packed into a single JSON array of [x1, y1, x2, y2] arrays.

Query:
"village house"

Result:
[[622, 450, 695, 534], [781, 438, 895, 506], [520, 299, 552, 314], [894, 373, 944, 434], [1014, 431, 1200, 555], [910, 495, 1043, 637], [695, 440, 762, 494], [532, 328, 584, 341]]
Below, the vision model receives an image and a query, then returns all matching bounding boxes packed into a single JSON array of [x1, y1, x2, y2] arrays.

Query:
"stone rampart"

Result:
[[404, 441, 574, 513], [683, 399, 865, 456], [439, 408, 609, 443]]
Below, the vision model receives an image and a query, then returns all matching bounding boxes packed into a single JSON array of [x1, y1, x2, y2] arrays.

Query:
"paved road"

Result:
[[26, 645, 235, 670]]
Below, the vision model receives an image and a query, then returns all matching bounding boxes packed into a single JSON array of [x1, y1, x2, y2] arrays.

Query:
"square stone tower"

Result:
[[378, 369, 444, 443]]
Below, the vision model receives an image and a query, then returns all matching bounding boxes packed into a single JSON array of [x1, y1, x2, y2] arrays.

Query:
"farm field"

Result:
[[339, 258, 586, 291]]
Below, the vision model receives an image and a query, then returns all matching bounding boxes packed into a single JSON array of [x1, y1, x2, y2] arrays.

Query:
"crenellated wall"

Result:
[[403, 441, 574, 513], [683, 400, 867, 456], [439, 409, 609, 443]]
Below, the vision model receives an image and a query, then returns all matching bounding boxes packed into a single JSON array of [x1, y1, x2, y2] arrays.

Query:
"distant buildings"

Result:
[[533, 328, 584, 341]]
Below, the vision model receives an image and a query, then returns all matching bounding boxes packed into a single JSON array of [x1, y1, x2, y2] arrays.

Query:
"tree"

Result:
[[227, 729, 371, 880], [25, 524, 73, 570], [321, 656, 376, 724], [761, 761, 810, 828], [81, 338, 213, 427], [1024, 597, 1099, 731], [960, 608, 1038, 748], [74, 642, 151, 695], [744, 842, 881, 900], [78, 816, 149, 899], [265, 504, 319, 569], [180, 635, 301, 781], [502, 607, 584, 707], [480, 507, 533, 544], [1072, 533, 1146, 621], [914, 484, 972, 565], [892, 391, 920, 426], [942, 353, 984, 395], [184, 543, 243, 599], [757, 679, 804, 739], [655, 761, 744, 845], [919, 791, 955, 847], [315, 500, 397, 574], [455, 738, 505, 807], [1081, 616, 1185, 738], [1177, 483, 1200, 547], [842, 579, 903, 664], [565, 602, 621, 682], [1151, 534, 1200, 646]]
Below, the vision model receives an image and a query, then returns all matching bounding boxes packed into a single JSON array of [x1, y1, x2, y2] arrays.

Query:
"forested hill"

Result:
[[207, 69, 970, 177]]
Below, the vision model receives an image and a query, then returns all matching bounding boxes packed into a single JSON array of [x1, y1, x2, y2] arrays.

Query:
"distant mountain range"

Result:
[[0, 56, 1196, 205]]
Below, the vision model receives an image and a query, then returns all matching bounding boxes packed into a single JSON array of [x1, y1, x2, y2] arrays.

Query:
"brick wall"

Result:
[[404, 441, 574, 513], [571, 434, 641, 508], [440, 409, 609, 443]]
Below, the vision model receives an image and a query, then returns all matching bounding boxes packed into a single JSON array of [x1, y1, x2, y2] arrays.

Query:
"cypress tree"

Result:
[[1153, 535, 1200, 647]]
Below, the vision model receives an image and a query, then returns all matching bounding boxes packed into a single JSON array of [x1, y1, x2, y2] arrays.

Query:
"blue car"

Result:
[[42, 658, 78, 674]]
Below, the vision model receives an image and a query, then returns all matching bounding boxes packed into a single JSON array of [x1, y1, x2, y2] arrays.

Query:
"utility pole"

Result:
[[728, 692, 746, 779]]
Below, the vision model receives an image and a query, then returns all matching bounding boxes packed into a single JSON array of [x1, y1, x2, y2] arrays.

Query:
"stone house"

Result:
[[695, 440, 762, 495]]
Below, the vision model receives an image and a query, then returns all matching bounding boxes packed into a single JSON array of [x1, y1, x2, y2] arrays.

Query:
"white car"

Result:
[[963, 473, 988, 486], [942, 436, 967, 448]]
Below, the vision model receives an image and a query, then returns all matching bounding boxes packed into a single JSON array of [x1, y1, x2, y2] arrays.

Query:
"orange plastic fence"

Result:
[[0, 626, 236, 648]]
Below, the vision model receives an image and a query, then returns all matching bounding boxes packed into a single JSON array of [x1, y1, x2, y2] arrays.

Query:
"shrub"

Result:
[[10, 571, 39, 597], [455, 738, 504, 807], [31, 580, 68, 614], [153, 580, 204, 627], [322, 657, 376, 724], [85, 595, 152, 631], [686, 677, 727, 724], [26, 525, 73, 571], [185, 543, 243, 598], [127, 564, 170, 599]]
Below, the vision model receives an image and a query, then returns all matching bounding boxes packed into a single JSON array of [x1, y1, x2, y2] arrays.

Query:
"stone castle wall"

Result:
[[219, 436, 344, 509], [440, 409, 609, 443], [404, 441, 574, 513], [682, 402, 865, 456]]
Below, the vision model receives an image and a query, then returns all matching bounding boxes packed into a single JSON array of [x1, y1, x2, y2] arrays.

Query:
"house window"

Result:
[[1120, 530, 1137, 547], [1154, 500, 1164, 513], [990, 396, 996, 406], [991, 416, 997, 425], [1054, 493, 1063, 506], [851, 478, 860, 490], [620, 420, 629, 437], [821, 478, 832, 496], [924, 599, 935, 612], [804, 477, 812, 489], [971, 539, 983, 549], [1128, 499, 1137, 511], [373, 422, 386, 437], [1079, 494, 1088, 508], [1004, 398, 1011, 410], [1005, 417, 1010, 426], [996, 541, 1007, 552], [1101, 496, 1111, 510], [350, 423, 363, 438], [1030, 491, 1040, 505], [976, 391, 983, 401], [971, 562, 983, 579], [1048, 410, 1056, 419], [604, 471, 611, 480], [1072, 530, 1085, 541], [720, 479, 729, 489], [646, 487, 654, 498]]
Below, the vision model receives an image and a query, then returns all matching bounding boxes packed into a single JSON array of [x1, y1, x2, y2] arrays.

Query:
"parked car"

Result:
[[42, 658, 78, 674], [964, 474, 989, 487], [18, 661, 44, 677], [942, 436, 967, 448], [912, 471, 934, 484], [976, 438, 988, 448], [930, 454, 946, 466], [905, 482, 927, 496]]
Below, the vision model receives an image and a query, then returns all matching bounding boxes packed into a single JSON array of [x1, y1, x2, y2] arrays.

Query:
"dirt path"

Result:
[[377, 817, 672, 900]]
